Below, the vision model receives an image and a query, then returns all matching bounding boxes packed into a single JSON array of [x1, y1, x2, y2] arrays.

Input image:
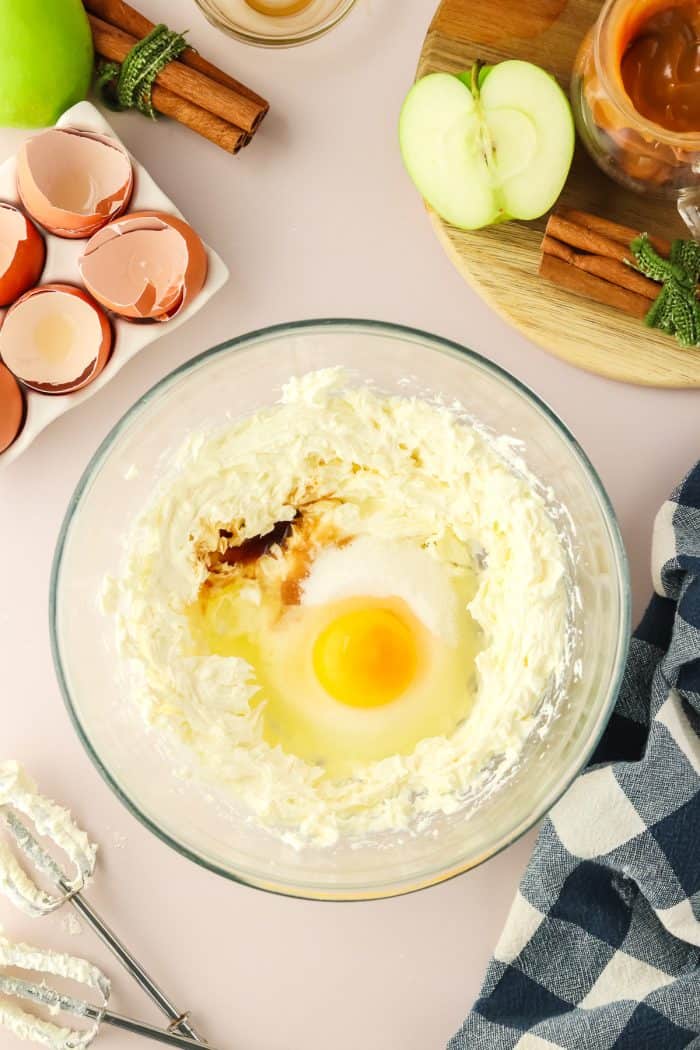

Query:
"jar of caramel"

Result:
[[572, 0, 700, 232]]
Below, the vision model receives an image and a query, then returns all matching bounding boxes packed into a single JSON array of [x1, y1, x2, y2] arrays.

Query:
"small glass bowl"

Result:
[[193, 0, 358, 47]]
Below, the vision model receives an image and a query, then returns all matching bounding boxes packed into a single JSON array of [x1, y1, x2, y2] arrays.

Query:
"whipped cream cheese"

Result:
[[109, 369, 570, 847]]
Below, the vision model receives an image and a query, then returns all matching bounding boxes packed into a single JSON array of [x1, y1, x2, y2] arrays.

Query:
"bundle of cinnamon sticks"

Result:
[[84, 0, 269, 154], [539, 210, 678, 319]]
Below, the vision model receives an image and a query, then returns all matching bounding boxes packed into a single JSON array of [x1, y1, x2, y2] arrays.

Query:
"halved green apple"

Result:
[[399, 60, 574, 230]]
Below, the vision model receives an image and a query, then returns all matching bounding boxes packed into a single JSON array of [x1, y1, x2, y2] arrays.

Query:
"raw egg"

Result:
[[0, 284, 113, 395], [189, 537, 482, 778], [312, 604, 419, 708], [0, 361, 25, 453], [0, 204, 45, 306], [17, 128, 133, 239], [78, 211, 208, 322]]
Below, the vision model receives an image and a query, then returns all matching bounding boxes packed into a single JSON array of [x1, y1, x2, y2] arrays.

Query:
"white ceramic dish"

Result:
[[0, 101, 229, 469]]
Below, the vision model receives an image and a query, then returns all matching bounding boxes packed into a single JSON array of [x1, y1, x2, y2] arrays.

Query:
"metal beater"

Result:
[[0, 932, 222, 1049], [0, 761, 204, 1044]]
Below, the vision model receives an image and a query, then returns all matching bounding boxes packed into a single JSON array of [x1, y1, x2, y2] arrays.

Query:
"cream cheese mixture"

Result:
[[106, 369, 570, 847]]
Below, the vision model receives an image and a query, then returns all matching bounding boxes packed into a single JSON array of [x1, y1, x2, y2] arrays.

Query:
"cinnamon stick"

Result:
[[538, 208, 700, 325], [88, 14, 264, 134], [546, 214, 633, 265], [542, 235, 660, 300], [560, 209, 672, 259], [84, 0, 269, 115], [150, 85, 249, 153], [539, 254, 650, 319]]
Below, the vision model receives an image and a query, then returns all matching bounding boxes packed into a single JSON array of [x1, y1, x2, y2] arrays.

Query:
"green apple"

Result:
[[399, 60, 574, 230], [0, 0, 94, 127]]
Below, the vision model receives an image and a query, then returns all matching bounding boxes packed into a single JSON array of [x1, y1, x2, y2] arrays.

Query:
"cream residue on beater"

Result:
[[0, 762, 96, 917], [0, 932, 109, 1050]]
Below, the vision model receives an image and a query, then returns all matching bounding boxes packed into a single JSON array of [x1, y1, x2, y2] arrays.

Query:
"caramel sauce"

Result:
[[621, 1, 700, 133], [244, 0, 313, 15]]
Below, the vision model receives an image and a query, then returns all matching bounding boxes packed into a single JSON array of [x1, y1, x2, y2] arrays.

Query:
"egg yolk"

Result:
[[312, 606, 419, 708]]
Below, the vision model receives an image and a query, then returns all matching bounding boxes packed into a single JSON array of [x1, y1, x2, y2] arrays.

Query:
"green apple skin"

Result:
[[399, 60, 575, 231], [0, 0, 94, 128]]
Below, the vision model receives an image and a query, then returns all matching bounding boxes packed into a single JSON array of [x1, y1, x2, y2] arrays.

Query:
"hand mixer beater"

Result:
[[0, 761, 219, 1049], [0, 933, 220, 1049]]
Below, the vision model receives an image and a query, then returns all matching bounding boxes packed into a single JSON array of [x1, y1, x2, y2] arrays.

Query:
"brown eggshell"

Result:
[[17, 128, 133, 240], [0, 284, 113, 395], [0, 203, 45, 306], [0, 360, 25, 453], [78, 211, 208, 322]]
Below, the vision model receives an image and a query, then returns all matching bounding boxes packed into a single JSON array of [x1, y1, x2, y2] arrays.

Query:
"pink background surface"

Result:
[[1, 2, 698, 1047]]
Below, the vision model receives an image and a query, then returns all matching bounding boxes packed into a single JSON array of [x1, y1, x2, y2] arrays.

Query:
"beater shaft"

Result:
[[104, 1008, 215, 1049], [65, 881, 203, 1043], [0, 975, 219, 1050]]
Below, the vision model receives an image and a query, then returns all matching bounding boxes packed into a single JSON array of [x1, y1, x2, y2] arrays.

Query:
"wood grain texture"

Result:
[[417, 0, 700, 387]]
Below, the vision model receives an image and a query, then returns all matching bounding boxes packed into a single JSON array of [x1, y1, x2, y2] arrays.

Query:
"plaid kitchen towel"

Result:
[[449, 465, 700, 1050]]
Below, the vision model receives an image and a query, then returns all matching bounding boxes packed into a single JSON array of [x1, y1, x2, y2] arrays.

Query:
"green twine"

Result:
[[631, 234, 700, 348], [96, 23, 188, 119]]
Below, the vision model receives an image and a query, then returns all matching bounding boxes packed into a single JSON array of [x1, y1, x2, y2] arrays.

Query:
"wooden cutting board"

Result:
[[417, 0, 700, 387]]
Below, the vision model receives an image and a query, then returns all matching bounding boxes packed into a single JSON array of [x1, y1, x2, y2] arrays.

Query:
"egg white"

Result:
[[257, 537, 481, 777]]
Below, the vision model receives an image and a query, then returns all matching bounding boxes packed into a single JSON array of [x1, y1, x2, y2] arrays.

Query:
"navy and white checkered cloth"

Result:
[[449, 466, 700, 1049]]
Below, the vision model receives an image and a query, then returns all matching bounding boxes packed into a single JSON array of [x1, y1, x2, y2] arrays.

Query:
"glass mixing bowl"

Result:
[[51, 320, 630, 901]]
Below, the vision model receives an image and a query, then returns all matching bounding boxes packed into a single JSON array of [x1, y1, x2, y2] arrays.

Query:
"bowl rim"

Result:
[[193, 0, 358, 48], [50, 318, 631, 901]]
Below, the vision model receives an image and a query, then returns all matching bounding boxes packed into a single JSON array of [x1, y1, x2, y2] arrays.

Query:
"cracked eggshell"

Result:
[[17, 128, 133, 239], [0, 361, 25, 453], [0, 283, 113, 395], [0, 204, 45, 306], [78, 210, 208, 322]]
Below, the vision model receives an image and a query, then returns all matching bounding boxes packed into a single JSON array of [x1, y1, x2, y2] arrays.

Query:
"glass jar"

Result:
[[571, 0, 700, 234]]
